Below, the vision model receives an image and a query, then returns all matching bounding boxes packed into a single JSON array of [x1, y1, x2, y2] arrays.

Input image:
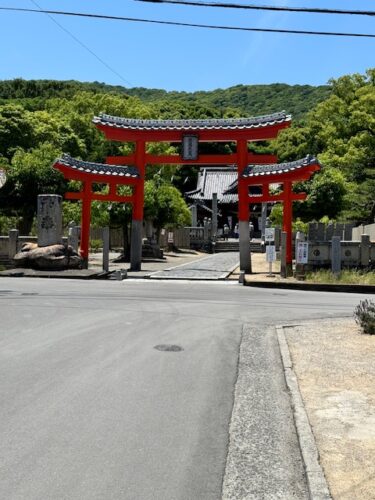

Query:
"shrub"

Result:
[[90, 239, 102, 252], [354, 299, 375, 335]]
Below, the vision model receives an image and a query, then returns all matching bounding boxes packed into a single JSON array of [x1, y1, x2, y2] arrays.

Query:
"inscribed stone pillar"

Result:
[[37, 195, 63, 247], [212, 193, 218, 238], [8, 229, 19, 259], [331, 236, 341, 275], [191, 205, 197, 227], [203, 218, 209, 241], [360, 234, 370, 267]]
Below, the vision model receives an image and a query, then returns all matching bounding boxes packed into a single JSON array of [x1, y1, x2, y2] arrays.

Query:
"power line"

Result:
[[135, 0, 375, 17], [1, 6, 375, 38], [28, 0, 133, 86]]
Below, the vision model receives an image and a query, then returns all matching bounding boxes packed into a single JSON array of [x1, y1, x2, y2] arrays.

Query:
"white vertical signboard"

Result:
[[296, 241, 309, 264], [265, 227, 275, 242], [266, 245, 276, 262]]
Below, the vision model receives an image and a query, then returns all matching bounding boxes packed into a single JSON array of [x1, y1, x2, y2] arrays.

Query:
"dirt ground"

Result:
[[285, 318, 375, 500]]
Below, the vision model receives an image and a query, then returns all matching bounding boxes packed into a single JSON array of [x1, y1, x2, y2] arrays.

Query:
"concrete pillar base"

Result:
[[239, 220, 251, 273], [130, 220, 142, 271]]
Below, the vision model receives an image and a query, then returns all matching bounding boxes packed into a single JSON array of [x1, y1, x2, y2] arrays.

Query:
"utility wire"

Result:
[[135, 0, 375, 17], [1, 6, 375, 38], [28, 0, 133, 86]]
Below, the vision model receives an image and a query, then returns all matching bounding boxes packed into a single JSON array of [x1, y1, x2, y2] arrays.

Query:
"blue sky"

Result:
[[1, 0, 374, 91]]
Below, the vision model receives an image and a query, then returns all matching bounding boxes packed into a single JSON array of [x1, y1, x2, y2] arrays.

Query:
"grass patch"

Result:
[[305, 269, 375, 285]]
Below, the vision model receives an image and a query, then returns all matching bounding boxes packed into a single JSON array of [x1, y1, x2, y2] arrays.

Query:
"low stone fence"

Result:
[[352, 223, 375, 242], [307, 236, 374, 268]]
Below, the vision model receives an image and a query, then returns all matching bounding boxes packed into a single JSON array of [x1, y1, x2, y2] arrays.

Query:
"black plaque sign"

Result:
[[182, 135, 199, 161]]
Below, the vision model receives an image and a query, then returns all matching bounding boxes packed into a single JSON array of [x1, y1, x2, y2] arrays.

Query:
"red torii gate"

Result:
[[53, 112, 320, 272], [226, 155, 321, 273], [53, 155, 140, 266]]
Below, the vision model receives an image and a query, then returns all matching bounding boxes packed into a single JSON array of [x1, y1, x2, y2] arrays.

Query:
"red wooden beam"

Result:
[[247, 192, 307, 203], [106, 155, 136, 165], [145, 154, 238, 165], [65, 192, 134, 203], [107, 152, 278, 166], [95, 122, 290, 143], [248, 153, 278, 164]]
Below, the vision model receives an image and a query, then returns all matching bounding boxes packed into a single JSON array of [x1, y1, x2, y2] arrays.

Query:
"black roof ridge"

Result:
[[54, 154, 140, 178]]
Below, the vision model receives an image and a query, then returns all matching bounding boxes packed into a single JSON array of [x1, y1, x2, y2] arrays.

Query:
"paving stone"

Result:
[[149, 252, 239, 280]]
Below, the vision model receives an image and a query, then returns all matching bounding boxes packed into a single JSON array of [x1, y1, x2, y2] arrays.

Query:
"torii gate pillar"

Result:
[[237, 139, 251, 273], [130, 140, 145, 271]]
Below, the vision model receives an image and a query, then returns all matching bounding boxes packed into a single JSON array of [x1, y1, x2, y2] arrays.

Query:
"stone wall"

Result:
[[308, 222, 355, 241]]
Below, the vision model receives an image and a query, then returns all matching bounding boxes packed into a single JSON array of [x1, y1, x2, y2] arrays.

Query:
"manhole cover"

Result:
[[154, 344, 184, 352]]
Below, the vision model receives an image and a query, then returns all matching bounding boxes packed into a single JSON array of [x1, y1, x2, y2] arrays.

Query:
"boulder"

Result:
[[14, 242, 83, 270]]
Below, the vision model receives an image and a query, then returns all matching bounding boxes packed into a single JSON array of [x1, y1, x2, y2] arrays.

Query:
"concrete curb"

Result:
[[244, 279, 375, 294], [276, 325, 332, 500]]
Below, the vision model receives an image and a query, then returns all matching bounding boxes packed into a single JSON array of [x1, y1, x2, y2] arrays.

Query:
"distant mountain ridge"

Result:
[[0, 78, 330, 120]]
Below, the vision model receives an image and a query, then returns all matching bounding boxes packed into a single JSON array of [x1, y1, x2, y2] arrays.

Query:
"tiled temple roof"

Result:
[[185, 167, 238, 204], [53, 154, 140, 178], [242, 155, 319, 178], [93, 112, 291, 131], [225, 155, 320, 194]]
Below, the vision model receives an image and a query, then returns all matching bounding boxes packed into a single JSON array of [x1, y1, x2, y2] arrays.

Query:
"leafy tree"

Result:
[[144, 177, 191, 239], [275, 69, 375, 222], [0, 143, 66, 233], [0, 104, 35, 159]]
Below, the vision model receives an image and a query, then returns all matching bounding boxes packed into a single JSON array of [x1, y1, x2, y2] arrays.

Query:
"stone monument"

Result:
[[13, 194, 83, 270], [37, 195, 63, 247]]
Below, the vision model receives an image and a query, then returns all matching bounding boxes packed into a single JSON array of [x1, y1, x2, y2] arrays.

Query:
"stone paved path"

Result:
[[149, 252, 239, 280]]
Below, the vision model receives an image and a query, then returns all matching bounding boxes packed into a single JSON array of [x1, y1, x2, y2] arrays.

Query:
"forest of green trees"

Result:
[[0, 69, 373, 238]]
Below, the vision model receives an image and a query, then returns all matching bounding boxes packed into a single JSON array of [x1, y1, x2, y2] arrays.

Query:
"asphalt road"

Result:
[[0, 279, 369, 500]]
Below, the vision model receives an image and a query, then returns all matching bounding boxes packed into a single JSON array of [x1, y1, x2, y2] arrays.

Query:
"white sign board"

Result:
[[265, 227, 275, 242], [296, 241, 309, 264], [266, 245, 276, 262], [182, 135, 199, 160], [168, 232, 174, 243]]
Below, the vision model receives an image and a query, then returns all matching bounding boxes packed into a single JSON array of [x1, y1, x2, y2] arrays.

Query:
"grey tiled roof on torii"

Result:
[[224, 155, 320, 194], [242, 155, 320, 178], [93, 112, 291, 131], [54, 154, 140, 178]]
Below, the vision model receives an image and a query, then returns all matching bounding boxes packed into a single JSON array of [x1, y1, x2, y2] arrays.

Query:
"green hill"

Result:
[[0, 79, 330, 120]]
